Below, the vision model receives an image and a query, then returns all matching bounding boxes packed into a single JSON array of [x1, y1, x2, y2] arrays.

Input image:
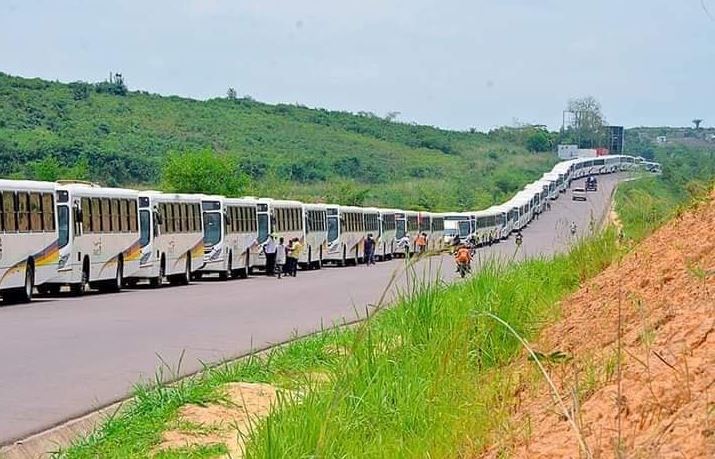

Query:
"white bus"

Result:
[[443, 213, 471, 245], [487, 206, 511, 239], [0, 180, 58, 302], [474, 210, 500, 246], [47, 183, 141, 295], [131, 192, 204, 287], [253, 199, 305, 270], [324, 205, 365, 266], [200, 196, 258, 280], [303, 203, 328, 269], [375, 208, 397, 260]]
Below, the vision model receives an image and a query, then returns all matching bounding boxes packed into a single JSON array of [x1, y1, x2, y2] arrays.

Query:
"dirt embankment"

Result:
[[489, 193, 715, 458]]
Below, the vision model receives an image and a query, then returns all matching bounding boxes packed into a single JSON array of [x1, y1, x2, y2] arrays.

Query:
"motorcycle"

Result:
[[456, 261, 471, 278]]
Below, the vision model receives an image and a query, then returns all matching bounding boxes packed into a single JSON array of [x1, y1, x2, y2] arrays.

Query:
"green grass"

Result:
[[57, 230, 620, 459], [615, 175, 687, 240]]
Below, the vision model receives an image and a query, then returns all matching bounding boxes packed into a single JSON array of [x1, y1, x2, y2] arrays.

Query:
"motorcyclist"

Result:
[[515, 230, 523, 246], [570, 221, 577, 236], [454, 244, 472, 275]]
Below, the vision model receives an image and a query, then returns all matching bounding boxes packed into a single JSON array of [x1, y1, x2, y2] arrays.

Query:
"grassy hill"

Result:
[[0, 72, 558, 211]]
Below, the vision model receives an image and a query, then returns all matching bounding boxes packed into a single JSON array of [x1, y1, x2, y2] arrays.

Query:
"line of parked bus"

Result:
[[0, 155, 658, 303]]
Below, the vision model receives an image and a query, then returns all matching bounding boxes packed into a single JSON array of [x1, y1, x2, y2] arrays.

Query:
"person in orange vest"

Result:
[[454, 243, 472, 275], [415, 232, 428, 254]]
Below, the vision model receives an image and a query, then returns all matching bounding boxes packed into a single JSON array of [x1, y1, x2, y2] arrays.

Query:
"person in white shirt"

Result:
[[262, 234, 278, 276], [275, 237, 286, 279]]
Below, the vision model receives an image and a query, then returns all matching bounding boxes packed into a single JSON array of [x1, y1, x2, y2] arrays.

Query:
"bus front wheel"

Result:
[[219, 254, 232, 281], [71, 260, 90, 296], [6, 261, 34, 304]]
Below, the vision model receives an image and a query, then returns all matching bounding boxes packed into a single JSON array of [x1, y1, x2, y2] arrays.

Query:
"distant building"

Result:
[[557, 144, 579, 159], [656, 136, 667, 144]]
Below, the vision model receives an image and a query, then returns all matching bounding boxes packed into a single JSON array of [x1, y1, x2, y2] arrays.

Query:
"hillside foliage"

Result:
[[0, 72, 557, 211]]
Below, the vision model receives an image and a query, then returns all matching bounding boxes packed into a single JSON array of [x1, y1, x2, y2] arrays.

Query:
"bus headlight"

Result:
[[140, 252, 152, 265], [58, 254, 69, 269], [209, 248, 221, 261]]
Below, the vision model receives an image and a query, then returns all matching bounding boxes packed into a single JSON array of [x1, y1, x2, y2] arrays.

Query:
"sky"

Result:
[[1, 0, 714, 131]]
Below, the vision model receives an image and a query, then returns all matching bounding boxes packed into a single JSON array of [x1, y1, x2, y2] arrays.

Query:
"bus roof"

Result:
[[57, 183, 137, 198], [0, 179, 56, 191]]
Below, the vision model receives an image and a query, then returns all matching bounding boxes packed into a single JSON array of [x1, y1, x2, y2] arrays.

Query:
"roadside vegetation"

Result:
[[615, 143, 715, 240], [0, 72, 557, 210], [57, 230, 621, 459]]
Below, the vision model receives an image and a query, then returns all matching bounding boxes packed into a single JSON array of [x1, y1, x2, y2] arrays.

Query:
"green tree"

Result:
[[161, 149, 250, 196], [526, 130, 552, 152], [564, 96, 606, 148]]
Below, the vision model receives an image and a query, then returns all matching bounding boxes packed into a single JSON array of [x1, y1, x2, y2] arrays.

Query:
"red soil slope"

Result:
[[496, 193, 714, 458]]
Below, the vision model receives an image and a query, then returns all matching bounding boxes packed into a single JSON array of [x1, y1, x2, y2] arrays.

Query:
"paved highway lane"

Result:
[[0, 174, 625, 444]]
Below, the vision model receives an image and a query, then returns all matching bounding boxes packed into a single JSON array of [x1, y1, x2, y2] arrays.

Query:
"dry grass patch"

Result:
[[155, 383, 286, 458]]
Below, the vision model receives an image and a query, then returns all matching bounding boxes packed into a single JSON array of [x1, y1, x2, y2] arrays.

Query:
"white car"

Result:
[[572, 188, 587, 201]]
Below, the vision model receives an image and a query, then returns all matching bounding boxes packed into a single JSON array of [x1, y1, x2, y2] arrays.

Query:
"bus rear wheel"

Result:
[[100, 259, 123, 293], [169, 255, 191, 285]]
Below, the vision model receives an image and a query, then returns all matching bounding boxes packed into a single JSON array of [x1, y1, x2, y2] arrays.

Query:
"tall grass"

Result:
[[244, 231, 619, 458], [58, 232, 619, 458]]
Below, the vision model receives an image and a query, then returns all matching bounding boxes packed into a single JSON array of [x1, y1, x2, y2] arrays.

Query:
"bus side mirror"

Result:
[[74, 207, 83, 223], [154, 210, 163, 226]]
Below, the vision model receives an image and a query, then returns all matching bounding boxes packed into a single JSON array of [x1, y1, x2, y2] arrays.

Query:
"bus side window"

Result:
[[100, 199, 110, 232], [187, 204, 194, 232], [2, 191, 16, 232], [165, 203, 174, 234], [42, 193, 55, 231], [129, 200, 138, 233], [81, 198, 91, 232], [110, 199, 119, 232], [90, 199, 101, 233], [17, 192, 30, 232], [29, 192, 42, 231], [176, 204, 186, 233], [0, 191, 4, 232], [120, 200, 129, 232], [195, 204, 202, 231]]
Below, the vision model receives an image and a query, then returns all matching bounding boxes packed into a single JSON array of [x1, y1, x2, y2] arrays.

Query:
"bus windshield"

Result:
[[257, 213, 269, 244], [458, 221, 471, 238], [395, 220, 406, 239], [58, 205, 69, 248], [203, 212, 222, 247], [327, 216, 339, 242], [139, 210, 151, 247]]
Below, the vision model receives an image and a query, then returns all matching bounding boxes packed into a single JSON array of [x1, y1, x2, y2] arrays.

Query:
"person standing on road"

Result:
[[364, 233, 376, 266], [415, 232, 428, 254], [288, 238, 303, 277], [283, 238, 294, 276], [275, 237, 286, 279], [262, 233, 278, 276]]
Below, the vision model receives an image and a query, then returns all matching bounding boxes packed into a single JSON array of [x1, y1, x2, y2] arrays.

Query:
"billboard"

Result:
[[607, 126, 625, 153]]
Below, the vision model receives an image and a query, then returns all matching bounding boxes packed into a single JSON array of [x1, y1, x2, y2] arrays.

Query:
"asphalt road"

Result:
[[0, 174, 625, 445]]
